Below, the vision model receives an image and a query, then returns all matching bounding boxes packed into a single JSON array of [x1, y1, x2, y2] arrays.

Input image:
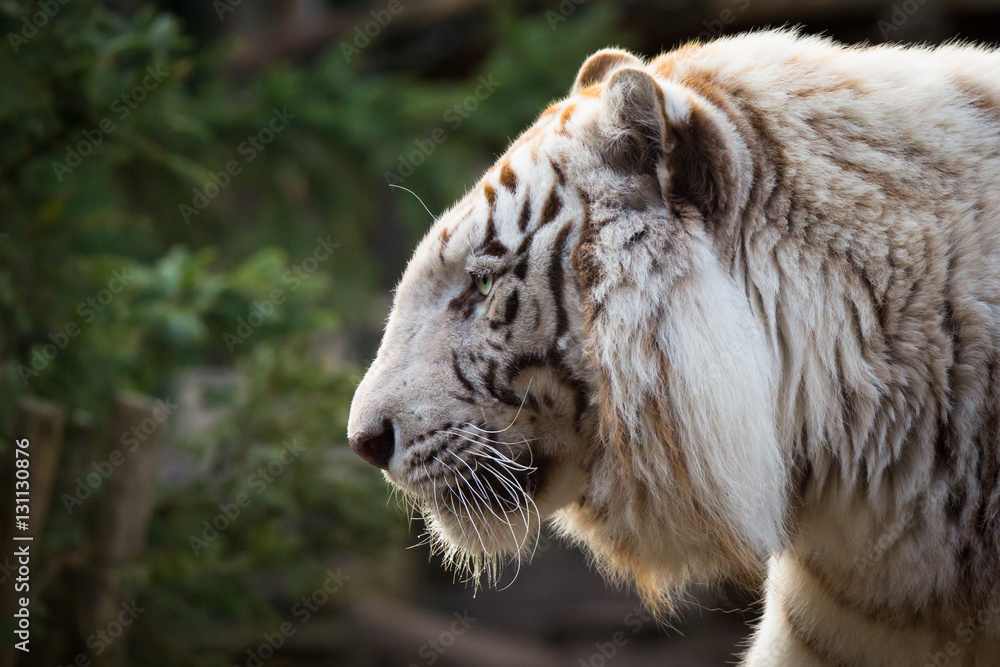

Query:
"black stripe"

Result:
[[503, 351, 549, 383], [448, 288, 484, 319], [502, 287, 520, 324], [484, 358, 530, 408], [503, 350, 589, 426], [517, 189, 532, 232], [975, 352, 1000, 538], [549, 223, 571, 339], [489, 287, 519, 329], [550, 158, 566, 186], [513, 258, 529, 280], [483, 183, 498, 244], [549, 348, 589, 426], [538, 187, 562, 228], [513, 234, 532, 279], [480, 239, 508, 257], [933, 418, 952, 478], [483, 361, 499, 391], [451, 350, 476, 393]]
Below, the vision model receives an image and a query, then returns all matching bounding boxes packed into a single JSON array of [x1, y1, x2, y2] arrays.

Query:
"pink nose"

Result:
[[349, 421, 395, 470]]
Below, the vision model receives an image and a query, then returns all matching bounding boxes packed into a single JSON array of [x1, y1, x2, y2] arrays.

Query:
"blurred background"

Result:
[[0, 1, 997, 665]]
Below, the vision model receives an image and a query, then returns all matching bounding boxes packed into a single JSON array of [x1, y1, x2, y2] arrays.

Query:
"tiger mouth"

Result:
[[406, 444, 550, 521]]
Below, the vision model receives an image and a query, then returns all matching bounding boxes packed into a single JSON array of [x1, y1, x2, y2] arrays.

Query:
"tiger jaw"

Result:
[[387, 424, 585, 555], [403, 436, 543, 551]]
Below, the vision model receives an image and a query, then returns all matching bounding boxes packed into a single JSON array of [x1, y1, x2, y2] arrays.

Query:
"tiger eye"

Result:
[[475, 273, 493, 296]]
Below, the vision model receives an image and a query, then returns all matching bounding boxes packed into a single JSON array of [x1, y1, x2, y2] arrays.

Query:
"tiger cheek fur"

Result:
[[351, 31, 1000, 666]]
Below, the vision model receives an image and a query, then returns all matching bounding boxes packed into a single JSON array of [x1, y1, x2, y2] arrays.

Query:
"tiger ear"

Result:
[[600, 67, 733, 220], [598, 67, 674, 178], [572, 48, 643, 94]]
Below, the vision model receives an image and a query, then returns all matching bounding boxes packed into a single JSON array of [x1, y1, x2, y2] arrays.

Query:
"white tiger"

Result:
[[348, 30, 1000, 665]]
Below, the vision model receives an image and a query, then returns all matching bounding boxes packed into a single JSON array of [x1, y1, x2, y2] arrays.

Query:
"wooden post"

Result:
[[85, 391, 164, 667], [1, 397, 66, 667]]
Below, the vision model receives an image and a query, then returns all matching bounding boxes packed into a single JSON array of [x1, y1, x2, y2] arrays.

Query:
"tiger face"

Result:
[[347, 109, 599, 568], [349, 47, 785, 587]]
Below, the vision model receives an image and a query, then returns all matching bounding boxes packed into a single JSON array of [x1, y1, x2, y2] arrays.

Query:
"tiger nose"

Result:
[[349, 420, 395, 470]]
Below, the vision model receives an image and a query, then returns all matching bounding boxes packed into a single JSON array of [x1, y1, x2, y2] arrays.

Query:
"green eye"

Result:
[[475, 273, 493, 296]]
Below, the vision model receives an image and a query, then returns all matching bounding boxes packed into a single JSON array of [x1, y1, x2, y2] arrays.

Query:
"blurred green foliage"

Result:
[[0, 1, 627, 664]]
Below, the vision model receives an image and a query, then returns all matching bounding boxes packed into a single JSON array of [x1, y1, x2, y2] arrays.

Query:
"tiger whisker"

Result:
[[467, 444, 536, 541], [435, 455, 492, 560], [476, 458, 533, 551], [388, 184, 435, 219], [448, 451, 511, 531], [450, 451, 523, 558], [450, 426, 538, 448], [443, 430, 536, 472], [469, 439, 537, 473], [479, 457, 530, 550], [471, 375, 536, 434]]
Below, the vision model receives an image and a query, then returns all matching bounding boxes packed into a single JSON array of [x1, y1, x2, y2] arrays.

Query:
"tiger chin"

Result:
[[349, 30, 1000, 666]]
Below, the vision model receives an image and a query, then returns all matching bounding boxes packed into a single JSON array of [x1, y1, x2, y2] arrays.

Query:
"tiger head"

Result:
[[348, 47, 787, 597]]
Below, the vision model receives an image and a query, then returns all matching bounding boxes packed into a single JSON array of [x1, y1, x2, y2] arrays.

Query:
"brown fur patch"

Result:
[[667, 98, 734, 223], [538, 184, 562, 227], [574, 50, 642, 92], [438, 225, 453, 262], [499, 159, 517, 193], [953, 74, 1000, 128], [483, 182, 498, 242], [571, 190, 600, 295], [647, 357, 689, 488], [483, 182, 497, 208], [558, 103, 577, 133]]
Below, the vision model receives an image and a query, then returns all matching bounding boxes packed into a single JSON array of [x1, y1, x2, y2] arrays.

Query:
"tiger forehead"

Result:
[[430, 154, 574, 271], [427, 89, 601, 270], [502, 93, 601, 160]]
